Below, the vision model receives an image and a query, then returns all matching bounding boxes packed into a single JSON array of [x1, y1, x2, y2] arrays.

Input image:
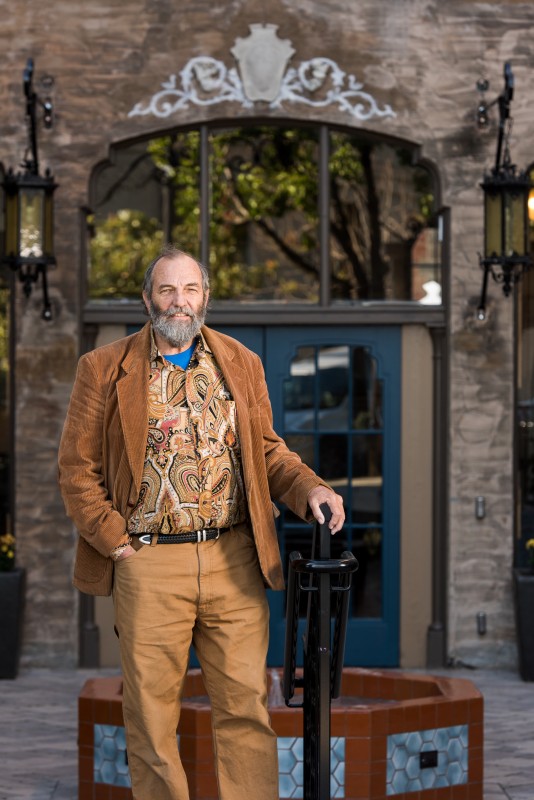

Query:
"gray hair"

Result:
[[142, 244, 210, 300]]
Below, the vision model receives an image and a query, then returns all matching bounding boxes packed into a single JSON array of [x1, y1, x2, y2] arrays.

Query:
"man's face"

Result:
[[143, 255, 209, 350]]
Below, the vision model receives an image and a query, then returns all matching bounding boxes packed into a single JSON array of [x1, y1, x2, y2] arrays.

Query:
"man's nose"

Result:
[[170, 288, 187, 306]]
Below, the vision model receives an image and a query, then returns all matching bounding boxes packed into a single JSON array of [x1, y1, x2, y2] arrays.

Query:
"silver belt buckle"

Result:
[[197, 529, 208, 543], [139, 534, 152, 545]]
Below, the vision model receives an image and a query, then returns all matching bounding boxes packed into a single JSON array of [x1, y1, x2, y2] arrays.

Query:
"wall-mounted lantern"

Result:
[[476, 62, 532, 320], [2, 58, 57, 321]]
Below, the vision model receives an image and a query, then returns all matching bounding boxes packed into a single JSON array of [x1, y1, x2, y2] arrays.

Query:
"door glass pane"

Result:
[[281, 343, 384, 618], [351, 347, 383, 430], [0, 267, 11, 538], [318, 347, 349, 431], [329, 131, 440, 302], [517, 192, 534, 568], [209, 126, 320, 302]]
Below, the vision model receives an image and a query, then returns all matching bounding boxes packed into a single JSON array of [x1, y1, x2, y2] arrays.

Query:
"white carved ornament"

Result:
[[128, 24, 395, 122]]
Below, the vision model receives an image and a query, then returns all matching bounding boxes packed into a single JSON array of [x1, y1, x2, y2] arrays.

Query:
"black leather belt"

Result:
[[132, 528, 230, 545]]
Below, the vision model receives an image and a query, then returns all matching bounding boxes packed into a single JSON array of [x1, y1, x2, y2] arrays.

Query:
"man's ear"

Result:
[[142, 291, 150, 313]]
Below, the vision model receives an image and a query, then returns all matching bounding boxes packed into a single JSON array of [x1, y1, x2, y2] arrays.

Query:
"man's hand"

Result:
[[115, 544, 136, 561], [307, 486, 345, 534]]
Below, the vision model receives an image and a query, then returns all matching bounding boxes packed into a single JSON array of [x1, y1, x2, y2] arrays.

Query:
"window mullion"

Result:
[[319, 125, 330, 307], [200, 124, 209, 267]]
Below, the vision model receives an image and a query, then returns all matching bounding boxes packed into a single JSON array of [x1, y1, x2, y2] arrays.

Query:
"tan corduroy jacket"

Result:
[[58, 323, 328, 596]]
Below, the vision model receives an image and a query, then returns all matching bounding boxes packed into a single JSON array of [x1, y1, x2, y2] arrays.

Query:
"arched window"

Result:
[[87, 123, 442, 306]]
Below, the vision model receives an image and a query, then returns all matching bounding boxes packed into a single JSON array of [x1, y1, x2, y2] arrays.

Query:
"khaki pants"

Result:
[[113, 524, 279, 800]]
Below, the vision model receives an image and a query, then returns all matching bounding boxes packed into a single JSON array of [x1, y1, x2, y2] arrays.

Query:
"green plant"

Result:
[[0, 532, 15, 572]]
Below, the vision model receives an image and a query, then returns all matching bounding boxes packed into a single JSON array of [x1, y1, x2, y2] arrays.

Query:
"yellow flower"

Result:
[[526, 539, 534, 551]]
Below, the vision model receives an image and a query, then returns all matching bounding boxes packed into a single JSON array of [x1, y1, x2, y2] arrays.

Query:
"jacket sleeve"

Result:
[[58, 354, 129, 557], [249, 351, 330, 521]]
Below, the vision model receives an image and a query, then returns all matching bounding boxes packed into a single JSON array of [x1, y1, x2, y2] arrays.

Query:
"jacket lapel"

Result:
[[202, 327, 248, 411], [116, 324, 151, 490]]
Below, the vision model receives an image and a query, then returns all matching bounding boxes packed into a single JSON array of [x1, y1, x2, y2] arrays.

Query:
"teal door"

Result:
[[216, 325, 401, 667]]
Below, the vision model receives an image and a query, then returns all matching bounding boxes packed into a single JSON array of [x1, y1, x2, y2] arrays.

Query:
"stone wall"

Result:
[[2, 0, 532, 667]]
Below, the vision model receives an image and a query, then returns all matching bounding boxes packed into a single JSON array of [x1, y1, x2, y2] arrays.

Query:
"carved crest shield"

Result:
[[231, 24, 295, 102]]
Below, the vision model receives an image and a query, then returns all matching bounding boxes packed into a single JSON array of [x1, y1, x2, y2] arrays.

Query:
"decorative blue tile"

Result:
[[406, 732, 423, 755], [446, 761, 465, 784], [434, 727, 450, 750], [391, 769, 409, 793], [332, 738, 345, 761], [278, 746, 298, 773], [420, 768, 435, 790], [292, 760, 304, 786], [333, 760, 345, 786], [279, 772, 298, 797], [279, 736, 297, 750], [386, 724, 469, 795], [392, 746, 409, 770], [405, 755, 420, 780], [293, 737, 304, 761], [406, 777, 423, 792], [278, 736, 345, 799], [92, 724, 346, 797], [436, 751, 448, 776], [94, 724, 131, 788], [447, 737, 463, 762]]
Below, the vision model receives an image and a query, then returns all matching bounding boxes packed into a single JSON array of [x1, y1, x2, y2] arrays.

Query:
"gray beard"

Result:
[[149, 304, 207, 349]]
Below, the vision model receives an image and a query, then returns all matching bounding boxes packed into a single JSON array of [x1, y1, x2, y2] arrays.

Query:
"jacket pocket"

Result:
[[73, 537, 109, 583]]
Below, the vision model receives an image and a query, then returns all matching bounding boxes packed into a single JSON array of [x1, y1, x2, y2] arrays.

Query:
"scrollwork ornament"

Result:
[[128, 36, 395, 122]]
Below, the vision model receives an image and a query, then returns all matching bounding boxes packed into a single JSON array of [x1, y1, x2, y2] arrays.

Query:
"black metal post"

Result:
[[283, 504, 358, 800]]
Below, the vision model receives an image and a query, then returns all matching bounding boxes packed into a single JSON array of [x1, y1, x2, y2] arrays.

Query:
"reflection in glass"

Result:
[[87, 124, 441, 305], [20, 189, 44, 258], [88, 138, 169, 299], [282, 343, 384, 618], [329, 132, 439, 302], [352, 434, 383, 482], [0, 268, 10, 536], [517, 206, 534, 568], [352, 347, 382, 430], [284, 345, 350, 431], [209, 127, 320, 302]]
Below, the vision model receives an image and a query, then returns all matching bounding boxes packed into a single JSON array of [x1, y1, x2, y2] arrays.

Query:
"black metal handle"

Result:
[[289, 553, 358, 575]]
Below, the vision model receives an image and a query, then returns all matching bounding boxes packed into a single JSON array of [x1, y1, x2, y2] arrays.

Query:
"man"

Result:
[[58, 245, 344, 800]]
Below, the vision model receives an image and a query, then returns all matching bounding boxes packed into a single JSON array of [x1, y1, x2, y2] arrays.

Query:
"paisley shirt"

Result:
[[127, 332, 246, 535]]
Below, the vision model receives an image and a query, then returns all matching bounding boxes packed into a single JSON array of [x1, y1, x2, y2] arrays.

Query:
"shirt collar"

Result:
[[149, 326, 210, 368]]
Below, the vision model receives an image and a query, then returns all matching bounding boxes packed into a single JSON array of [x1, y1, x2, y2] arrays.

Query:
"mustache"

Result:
[[159, 305, 195, 319]]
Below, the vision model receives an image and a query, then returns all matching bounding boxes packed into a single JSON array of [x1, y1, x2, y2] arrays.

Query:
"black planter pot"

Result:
[[513, 568, 534, 682], [0, 568, 26, 679]]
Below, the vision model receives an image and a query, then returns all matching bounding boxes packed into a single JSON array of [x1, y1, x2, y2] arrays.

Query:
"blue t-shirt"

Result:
[[163, 342, 196, 370]]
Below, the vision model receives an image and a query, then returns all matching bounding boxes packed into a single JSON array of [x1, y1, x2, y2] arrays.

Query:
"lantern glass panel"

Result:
[[19, 187, 44, 258], [505, 190, 527, 258], [43, 191, 54, 258], [484, 189, 502, 258], [4, 192, 19, 257]]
